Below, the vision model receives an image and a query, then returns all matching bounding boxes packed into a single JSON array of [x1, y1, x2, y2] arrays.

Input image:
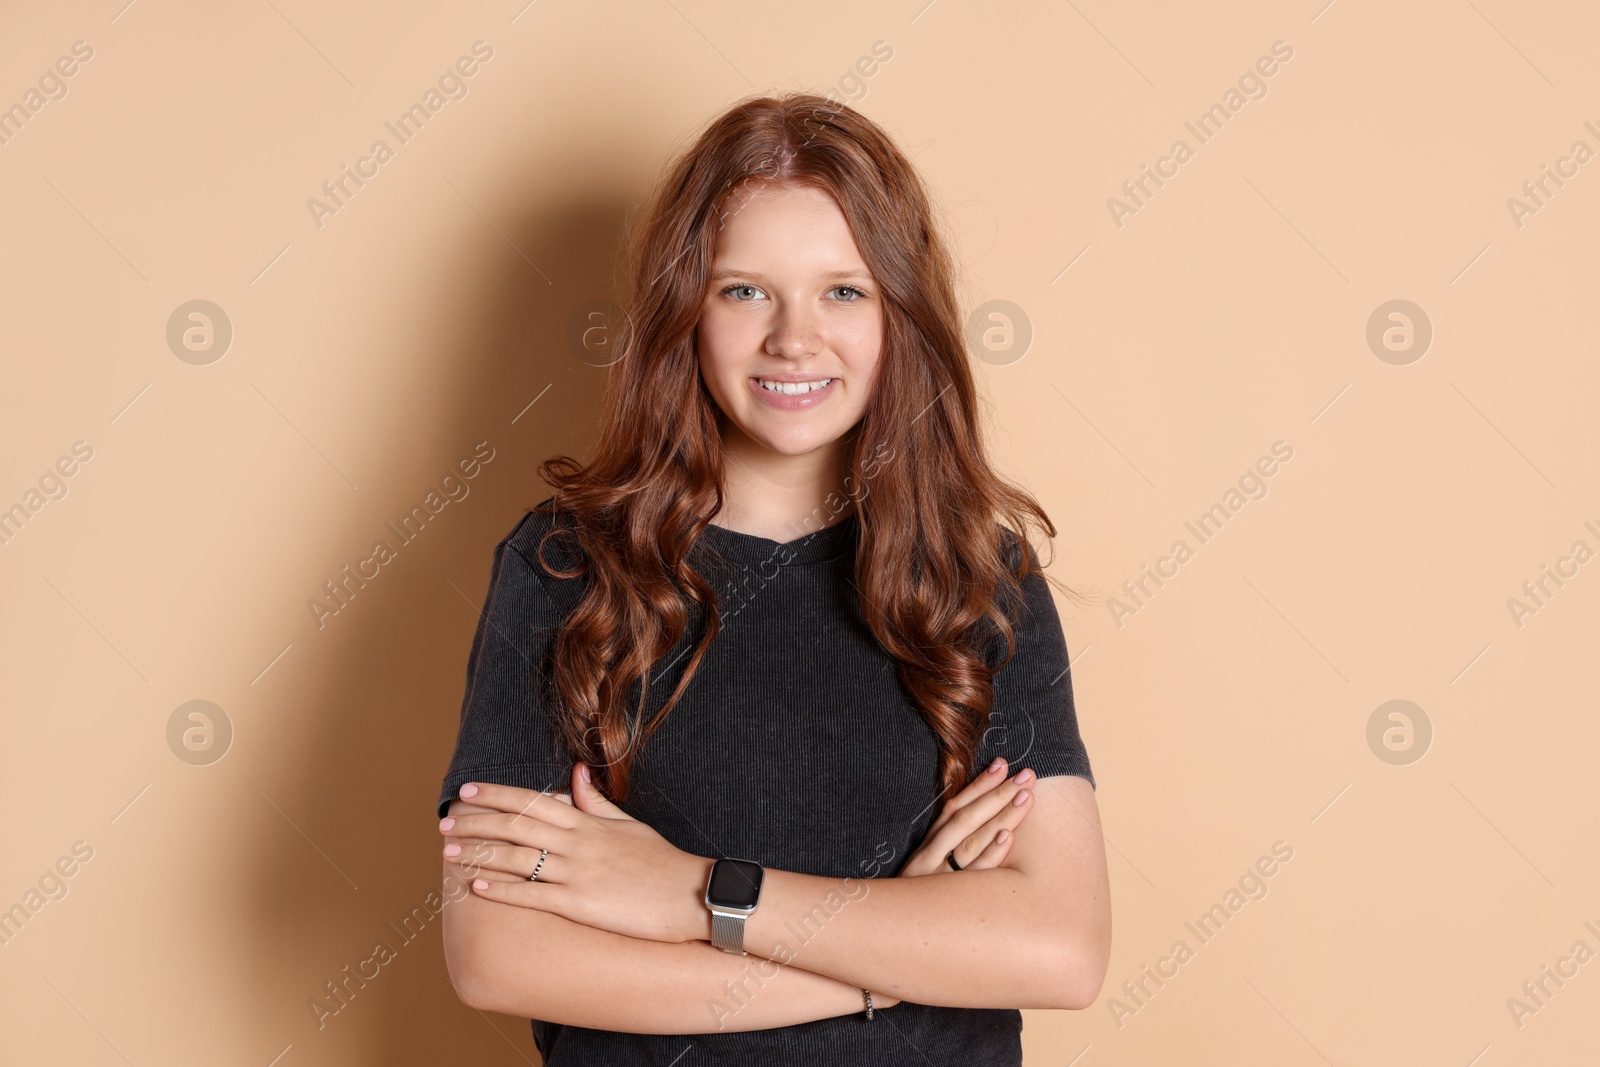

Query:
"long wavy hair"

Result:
[[535, 90, 1067, 809]]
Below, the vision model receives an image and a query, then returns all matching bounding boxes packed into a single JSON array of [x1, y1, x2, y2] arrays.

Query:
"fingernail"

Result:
[[997, 829, 1009, 844], [460, 784, 478, 799], [987, 758, 1004, 773], [473, 879, 489, 891], [581, 763, 591, 784], [439, 817, 455, 831], [1013, 790, 1030, 806], [443, 843, 462, 857], [1015, 768, 1034, 784]]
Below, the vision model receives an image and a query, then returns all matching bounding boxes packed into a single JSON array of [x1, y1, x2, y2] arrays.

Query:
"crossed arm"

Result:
[[441, 767, 1110, 1031], [726, 772, 1109, 1009], [443, 834, 873, 1033]]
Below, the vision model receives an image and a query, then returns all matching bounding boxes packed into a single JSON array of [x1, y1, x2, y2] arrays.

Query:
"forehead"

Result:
[[711, 183, 869, 272]]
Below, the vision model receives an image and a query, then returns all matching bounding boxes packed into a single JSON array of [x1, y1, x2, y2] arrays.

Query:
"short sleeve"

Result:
[[972, 536, 1096, 790], [435, 512, 577, 818]]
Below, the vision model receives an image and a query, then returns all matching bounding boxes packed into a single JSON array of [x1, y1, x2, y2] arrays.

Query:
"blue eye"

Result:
[[718, 283, 867, 302]]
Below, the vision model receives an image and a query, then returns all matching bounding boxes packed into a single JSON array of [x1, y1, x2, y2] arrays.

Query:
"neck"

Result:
[[712, 419, 857, 542]]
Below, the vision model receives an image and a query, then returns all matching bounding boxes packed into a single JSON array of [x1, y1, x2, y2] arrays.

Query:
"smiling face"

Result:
[[696, 181, 884, 472]]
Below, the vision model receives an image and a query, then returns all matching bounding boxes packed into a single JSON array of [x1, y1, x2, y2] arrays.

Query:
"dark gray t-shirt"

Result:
[[437, 500, 1095, 1066]]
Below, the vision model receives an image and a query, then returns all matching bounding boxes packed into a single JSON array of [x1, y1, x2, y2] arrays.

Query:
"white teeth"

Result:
[[759, 378, 832, 395]]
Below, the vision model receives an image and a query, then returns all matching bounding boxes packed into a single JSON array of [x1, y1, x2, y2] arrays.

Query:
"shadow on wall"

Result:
[[244, 191, 634, 1066]]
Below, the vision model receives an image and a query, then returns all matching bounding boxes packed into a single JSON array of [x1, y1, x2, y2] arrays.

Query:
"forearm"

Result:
[[693, 862, 1085, 1009], [442, 859, 869, 1033]]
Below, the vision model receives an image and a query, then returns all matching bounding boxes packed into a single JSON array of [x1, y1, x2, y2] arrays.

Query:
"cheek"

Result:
[[697, 306, 751, 372], [830, 315, 883, 381], [695, 314, 758, 421]]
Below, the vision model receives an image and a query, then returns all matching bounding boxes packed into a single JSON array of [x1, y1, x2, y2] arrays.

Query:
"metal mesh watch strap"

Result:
[[710, 909, 748, 954]]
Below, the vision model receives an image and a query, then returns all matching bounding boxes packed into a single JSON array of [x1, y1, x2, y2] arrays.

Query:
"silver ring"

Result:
[[528, 847, 549, 882]]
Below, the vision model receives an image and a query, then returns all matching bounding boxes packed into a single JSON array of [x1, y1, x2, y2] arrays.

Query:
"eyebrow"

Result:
[[707, 268, 874, 282]]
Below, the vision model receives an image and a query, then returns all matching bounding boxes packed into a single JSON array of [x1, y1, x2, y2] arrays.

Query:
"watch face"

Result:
[[707, 858, 763, 910]]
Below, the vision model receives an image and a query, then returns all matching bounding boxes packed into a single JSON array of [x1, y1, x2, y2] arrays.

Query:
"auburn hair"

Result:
[[534, 90, 1066, 809]]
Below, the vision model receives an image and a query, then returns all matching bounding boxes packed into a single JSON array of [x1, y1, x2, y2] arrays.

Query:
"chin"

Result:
[[750, 428, 841, 456]]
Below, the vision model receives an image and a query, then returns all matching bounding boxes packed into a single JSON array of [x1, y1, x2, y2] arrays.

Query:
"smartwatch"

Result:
[[704, 857, 764, 954]]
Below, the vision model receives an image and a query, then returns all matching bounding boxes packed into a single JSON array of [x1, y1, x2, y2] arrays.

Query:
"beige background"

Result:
[[2, 1, 1596, 1064]]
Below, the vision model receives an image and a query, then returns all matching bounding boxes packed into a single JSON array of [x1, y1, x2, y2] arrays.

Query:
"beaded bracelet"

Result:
[[862, 988, 875, 1020]]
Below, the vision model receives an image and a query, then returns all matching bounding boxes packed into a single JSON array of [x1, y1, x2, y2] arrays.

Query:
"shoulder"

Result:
[[501, 497, 587, 578], [486, 499, 591, 623], [995, 524, 1046, 606], [997, 524, 1037, 572], [967, 525, 1049, 665]]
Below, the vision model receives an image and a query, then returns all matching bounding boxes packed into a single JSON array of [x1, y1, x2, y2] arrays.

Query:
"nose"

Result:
[[764, 302, 822, 359]]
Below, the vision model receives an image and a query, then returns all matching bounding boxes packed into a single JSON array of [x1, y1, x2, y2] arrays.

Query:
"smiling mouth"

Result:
[[754, 377, 834, 395]]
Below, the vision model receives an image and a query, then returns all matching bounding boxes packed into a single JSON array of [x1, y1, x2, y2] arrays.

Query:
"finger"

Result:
[[469, 874, 576, 912], [446, 799, 502, 817], [938, 771, 1034, 855], [928, 758, 1010, 835], [944, 779, 1031, 868], [944, 758, 1010, 814], [446, 858, 523, 883], [955, 788, 1033, 865], [455, 782, 580, 829], [456, 782, 578, 826], [445, 837, 506, 873], [571, 763, 635, 821], [442, 812, 568, 852], [444, 838, 557, 880], [462, 842, 568, 884], [960, 828, 1015, 871]]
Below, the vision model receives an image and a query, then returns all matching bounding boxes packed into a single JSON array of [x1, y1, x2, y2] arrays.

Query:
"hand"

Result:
[[864, 765, 1035, 1015], [439, 764, 712, 945], [898, 758, 1036, 878]]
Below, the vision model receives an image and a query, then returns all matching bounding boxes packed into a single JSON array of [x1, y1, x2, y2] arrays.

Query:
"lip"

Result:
[[748, 375, 837, 410]]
